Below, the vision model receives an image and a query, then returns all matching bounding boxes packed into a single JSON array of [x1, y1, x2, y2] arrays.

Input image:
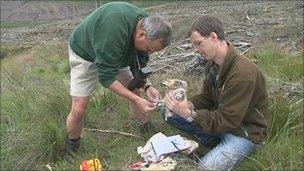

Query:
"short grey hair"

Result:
[[141, 15, 172, 47]]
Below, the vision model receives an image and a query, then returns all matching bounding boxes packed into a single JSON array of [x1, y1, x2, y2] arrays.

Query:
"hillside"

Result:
[[1, 1, 303, 170]]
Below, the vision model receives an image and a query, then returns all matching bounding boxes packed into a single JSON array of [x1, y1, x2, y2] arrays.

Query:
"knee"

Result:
[[197, 161, 234, 171], [70, 103, 87, 122], [197, 149, 239, 171]]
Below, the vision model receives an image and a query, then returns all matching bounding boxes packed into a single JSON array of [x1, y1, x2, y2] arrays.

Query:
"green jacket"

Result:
[[69, 2, 149, 88], [191, 43, 271, 144]]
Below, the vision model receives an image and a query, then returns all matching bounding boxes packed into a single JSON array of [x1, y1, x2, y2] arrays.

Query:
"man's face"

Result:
[[190, 31, 216, 61], [134, 29, 164, 54]]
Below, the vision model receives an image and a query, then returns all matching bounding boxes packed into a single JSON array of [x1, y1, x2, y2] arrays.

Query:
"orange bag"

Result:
[[80, 158, 102, 171]]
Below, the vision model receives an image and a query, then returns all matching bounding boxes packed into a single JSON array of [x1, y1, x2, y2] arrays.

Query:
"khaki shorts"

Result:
[[69, 47, 133, 97]]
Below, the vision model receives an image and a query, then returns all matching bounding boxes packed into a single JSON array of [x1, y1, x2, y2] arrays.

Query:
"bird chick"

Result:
[[160, 79, 188, 121]]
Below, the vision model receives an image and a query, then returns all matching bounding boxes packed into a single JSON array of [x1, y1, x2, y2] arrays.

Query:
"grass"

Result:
[[1, 42, 303, 170], [0, 43, 180, 170], [250, 43, 303, 82], [1, 27, 303, 171], [0, 21, 32, 29]]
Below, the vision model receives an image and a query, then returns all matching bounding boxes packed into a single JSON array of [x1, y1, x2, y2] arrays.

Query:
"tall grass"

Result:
[[250, 43, 303, 81], [0, 42, 303, 170], [236, 44, 304, 170], [0, 44, 176, 170]]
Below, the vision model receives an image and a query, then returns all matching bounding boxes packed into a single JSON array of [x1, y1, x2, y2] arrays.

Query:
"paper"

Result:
[[137, 132, 197, 163], [150, 135, 189, 156]]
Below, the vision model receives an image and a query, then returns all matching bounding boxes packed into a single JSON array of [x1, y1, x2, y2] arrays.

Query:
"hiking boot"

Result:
[[58, 136, 80, 160], [139, 121, 156, 134], [66, 137, 81, 152]]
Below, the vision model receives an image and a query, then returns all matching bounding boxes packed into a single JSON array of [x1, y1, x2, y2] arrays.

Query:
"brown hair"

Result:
[[188, 15, 225, 40]]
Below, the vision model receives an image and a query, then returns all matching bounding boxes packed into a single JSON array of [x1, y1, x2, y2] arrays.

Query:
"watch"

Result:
[[144, 84, 153, 92], [185, 109, 196, 122], [186, 115, 194, 122]]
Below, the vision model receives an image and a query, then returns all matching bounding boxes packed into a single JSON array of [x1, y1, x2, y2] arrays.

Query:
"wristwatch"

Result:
[[185, 109, 196, 122], [186, 115, 194, 122]]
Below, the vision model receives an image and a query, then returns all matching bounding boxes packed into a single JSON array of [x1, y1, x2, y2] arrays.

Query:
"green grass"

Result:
[[0, 45, 32, 59], [250, 43, 303, 82], [0, 21, 32, 29], [0, 42, 303, 170]]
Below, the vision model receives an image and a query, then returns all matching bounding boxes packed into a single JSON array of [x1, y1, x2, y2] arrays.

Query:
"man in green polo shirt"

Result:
[[66, 2, 172, 152]]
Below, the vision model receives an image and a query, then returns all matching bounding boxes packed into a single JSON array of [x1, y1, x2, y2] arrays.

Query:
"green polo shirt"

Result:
[[69, 2, 149, 88]]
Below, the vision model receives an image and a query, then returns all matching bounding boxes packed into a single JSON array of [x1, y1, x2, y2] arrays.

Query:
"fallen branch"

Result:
[[45, 164, 53, 171], [150, 38, 253, 73], [106, 102, 117, 112], [157, 52, 195, 61], [233, 42, 252, 47], [84, 128, 143, 139], [240, 47, 251, 55], [174, 45, 186, 51], [243, 10, 251, 20], [144, 2, 177, 11], [153, 64, 173, 72], [161, 38, 191, 53]]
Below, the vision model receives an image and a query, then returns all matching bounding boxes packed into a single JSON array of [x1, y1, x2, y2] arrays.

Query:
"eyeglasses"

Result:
[[192, 36, 209, 49]]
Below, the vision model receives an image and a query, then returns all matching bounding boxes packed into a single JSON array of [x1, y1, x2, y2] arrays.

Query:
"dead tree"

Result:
[[95, 0, 101, 9]]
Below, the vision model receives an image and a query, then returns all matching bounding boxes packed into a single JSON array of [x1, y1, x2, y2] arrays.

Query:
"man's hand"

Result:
[[164, 92, 191, 118], [110, 80, 158, 113], [145, 86, 162, 103], [134, 97, 157, 113]]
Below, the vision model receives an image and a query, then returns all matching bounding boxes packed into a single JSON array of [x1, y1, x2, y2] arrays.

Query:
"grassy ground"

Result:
[[1, 0, 303, 170], [1, 41, 303, 170]]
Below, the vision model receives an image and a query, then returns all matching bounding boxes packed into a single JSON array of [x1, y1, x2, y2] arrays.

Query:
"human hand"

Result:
[[163, 92, 191, 118], [146, 86, 162, 103], [134, 97, 157, 113]]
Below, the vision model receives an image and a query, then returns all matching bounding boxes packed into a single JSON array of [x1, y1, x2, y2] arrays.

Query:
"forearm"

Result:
[[142, 78, 152, 92], [109, 80, 141, 102]]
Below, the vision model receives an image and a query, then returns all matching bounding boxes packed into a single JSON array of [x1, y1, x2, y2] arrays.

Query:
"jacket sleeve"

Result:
[[190, 79, 216, 110], [194, 81, 255, 134]]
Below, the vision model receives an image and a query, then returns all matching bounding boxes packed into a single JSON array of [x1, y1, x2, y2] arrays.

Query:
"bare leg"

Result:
[[130, 89, 150, 124], [67, 96, 90, 139], [118, 75, 150, 124]]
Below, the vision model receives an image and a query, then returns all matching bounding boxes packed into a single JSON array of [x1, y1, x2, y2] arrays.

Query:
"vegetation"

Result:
[[1, 1, 303, 170], [1, 41, 303, 170]]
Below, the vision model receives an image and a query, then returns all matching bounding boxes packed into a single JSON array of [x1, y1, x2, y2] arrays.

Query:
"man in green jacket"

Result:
[[163, 15, 271, 170], [66, 2, 172, 152]]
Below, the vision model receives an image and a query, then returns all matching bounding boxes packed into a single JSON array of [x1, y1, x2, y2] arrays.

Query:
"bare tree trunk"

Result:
[[95, 0, 101, 9]]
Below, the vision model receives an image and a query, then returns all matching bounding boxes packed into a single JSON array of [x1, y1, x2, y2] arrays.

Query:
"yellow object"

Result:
[[80, 158, 102, 171]]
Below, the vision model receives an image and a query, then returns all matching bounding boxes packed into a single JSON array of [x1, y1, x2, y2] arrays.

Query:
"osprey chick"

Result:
[[160, 79, 188, 121]]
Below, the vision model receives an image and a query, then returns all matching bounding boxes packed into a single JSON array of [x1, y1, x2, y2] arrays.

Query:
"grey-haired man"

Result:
[[66, 2, 172, 152]]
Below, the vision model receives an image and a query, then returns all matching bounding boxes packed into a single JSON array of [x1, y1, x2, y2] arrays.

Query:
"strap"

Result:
[[144, 85, 152, 92]]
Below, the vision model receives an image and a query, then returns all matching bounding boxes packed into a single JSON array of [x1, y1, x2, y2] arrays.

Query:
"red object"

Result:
[[129, 161, 144, 170], [81, 160, 89, 171]]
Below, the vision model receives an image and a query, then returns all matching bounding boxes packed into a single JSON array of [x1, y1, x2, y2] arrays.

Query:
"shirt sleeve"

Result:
[[194, 81, 256, 134]]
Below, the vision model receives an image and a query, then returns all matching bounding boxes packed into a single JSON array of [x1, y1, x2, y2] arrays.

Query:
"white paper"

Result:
[[150, 134, 189, 156]]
